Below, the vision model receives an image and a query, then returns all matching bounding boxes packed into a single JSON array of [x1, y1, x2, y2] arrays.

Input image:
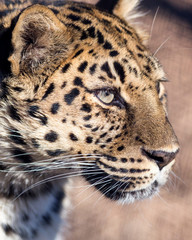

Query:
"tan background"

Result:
[[66, 0, 192, 239]]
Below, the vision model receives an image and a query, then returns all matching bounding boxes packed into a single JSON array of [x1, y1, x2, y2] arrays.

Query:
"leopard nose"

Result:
[[141, 148, 179, 170]]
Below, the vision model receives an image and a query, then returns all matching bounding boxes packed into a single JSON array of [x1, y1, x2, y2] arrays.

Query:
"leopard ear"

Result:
[[9, 4, 70, 76], [96, 0, 140, 20]]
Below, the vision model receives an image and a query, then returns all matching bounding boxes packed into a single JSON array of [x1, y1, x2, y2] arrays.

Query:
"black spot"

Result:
[[52, 191, 65, 213], [86, 136, 93, 143], [92, 127, 99, 132], [89, 64, 97, 75], [120, 168, 128, 173], [28, 106, 47, 125], [109, 126, 114, 131], [12, 148, 33, 163], [122, 26, 133, 36], [51, 103, 60, 114], [78, 61, 88, 73], [103, 41, 112, 49], [50, 8, 59, 14], [122, 124, 127, 130], [100, 145, 106, 148], [81, 18, 92, 25], [83, 115, 91, 121], [72, 49, 84, 59], [2, 224, 15, 235], [9, 129, 26, 145], [8, 105, 21, 121], [101, 62, 114, 79], [46, 149, 64, 156], [62, 63, 71, 73], [106, 138, 112, 143], [137, 53, 144, 58], [12, 86, 23, 92], [110, 50, 119, 57], [114, 61, 125, 83], [135, 136, 145, 144], [73, 77, 83, 87], [80, 31, 88, 40], [42, 76, 49, 86], [64, 88, 80, 105], [100, 132, 107, 138], [42, 83, 55, 100], [42, 213, 52, 225], [68, 6, 81, 13], [136, 45, 144, 51], [80, 103, 91, 113], [117, 145, 124, 151], [84, 124, 92, 128], [34, 85, 39, 93], [116, 125, 120, 130], [122, 58, 128, 63], [97, 30, 104, 44], [61, 81, 67, 89], [69, 133, 78, 141], [96, 0, 119, 14], [95, 139, 99, 144], [88, 49, 94, 54], [130, 158, 135, 163], [87, 26, 95, 38], [102, 18, 111, 25], [115, 26, 122, 33], [104, 155, 117, 162], [62, 118, 66, 123], [115, 133, 121, 139], [31, 138, 40, 148], [121, 158, 128, 163], [137, 159, 142, 163], [128, 50, 134, 56], [67, 14, 81, 21], [44, 131, 58, 142], [144, 65, 151, 73], [66, 23, 81, 31]]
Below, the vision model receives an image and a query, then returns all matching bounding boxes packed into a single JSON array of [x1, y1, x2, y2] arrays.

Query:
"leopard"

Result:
[[0, 0, 179, 239]]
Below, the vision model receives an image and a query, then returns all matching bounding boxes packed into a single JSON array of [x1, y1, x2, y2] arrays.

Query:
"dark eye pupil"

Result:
[[105, 90, 110, 96]]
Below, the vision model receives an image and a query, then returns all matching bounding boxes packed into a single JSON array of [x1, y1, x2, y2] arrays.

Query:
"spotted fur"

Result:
[[0, 0, 179, 239]]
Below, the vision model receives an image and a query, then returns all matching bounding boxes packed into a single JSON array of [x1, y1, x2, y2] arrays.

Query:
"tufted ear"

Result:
[[9, 4, 70, 76], [96, 0, 140, 20]]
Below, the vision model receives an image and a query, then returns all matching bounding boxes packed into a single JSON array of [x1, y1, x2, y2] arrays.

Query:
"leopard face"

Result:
[[0, 0, 179, 203]]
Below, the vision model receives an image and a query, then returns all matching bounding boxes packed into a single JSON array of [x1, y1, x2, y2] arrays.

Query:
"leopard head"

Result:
[[0, 0, 179, 203]]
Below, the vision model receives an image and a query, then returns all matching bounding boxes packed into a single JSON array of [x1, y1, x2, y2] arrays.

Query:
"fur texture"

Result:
[[0, 0, 179, 239]]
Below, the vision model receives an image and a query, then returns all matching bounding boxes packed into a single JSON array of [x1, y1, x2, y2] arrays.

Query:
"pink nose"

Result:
[[141, 148, 179, 170]]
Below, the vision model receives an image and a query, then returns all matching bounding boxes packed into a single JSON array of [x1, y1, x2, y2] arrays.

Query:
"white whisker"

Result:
[[150, 6, 159, 42], [153, 36, 171, 56], [12, 169, 104, 202]]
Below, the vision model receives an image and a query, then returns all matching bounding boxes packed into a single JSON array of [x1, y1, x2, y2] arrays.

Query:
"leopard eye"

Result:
[[95, 89, 115, 104]]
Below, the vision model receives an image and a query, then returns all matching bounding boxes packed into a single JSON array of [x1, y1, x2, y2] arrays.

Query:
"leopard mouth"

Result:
[[82, 164, 159, 203]]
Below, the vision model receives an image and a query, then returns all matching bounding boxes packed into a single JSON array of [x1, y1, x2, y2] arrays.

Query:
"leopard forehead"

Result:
[[54, 3, 165, 82]]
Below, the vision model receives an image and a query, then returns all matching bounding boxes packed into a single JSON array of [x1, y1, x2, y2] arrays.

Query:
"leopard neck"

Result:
[[0, 184, 67, 240]]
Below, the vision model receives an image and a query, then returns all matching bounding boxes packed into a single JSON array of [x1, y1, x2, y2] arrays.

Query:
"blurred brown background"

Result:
[[66, 0, 192, 239]]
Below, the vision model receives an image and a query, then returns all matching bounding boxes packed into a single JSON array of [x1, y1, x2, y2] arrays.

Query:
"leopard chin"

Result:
[[83, 160, 175, 204]]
